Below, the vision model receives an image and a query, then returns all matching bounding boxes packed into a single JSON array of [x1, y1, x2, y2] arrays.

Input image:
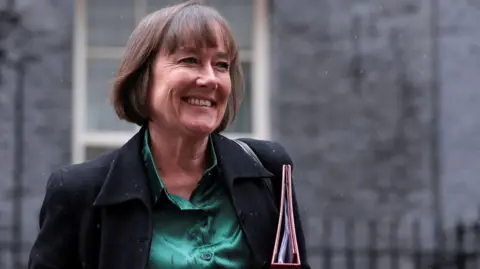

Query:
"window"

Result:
[[72, 0, 271, 162]]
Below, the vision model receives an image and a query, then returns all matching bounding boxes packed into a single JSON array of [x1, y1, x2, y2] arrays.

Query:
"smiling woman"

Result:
[[112, 2, 243, 134], [28, 1, 310, 269]]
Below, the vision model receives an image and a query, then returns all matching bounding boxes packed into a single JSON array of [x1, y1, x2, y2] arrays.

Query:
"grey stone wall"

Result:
[[271, 0, 480, 267], [271, 0, 435, 219], [0, 0, 73, 266], [438, 0, 480, 226]]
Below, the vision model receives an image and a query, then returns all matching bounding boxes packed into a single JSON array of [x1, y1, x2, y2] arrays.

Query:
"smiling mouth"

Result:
[[181, 97, 216, 107]]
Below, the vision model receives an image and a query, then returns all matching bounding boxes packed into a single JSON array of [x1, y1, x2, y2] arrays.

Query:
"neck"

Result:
[[147, 123, 209, 176]]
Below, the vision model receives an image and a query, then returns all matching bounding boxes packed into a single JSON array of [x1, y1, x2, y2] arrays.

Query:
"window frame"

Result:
[[72, 0, 271, 163]]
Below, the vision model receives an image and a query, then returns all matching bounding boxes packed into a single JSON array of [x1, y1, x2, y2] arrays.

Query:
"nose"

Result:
[[196, 65, 218, 90]]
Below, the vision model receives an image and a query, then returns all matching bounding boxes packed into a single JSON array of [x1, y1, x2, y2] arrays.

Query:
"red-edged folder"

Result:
[[270, 164, 301, 268]]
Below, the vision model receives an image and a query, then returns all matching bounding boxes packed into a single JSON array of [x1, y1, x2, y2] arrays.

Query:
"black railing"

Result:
[[309, 218, 480, 269], [2, 220, 478, 269]]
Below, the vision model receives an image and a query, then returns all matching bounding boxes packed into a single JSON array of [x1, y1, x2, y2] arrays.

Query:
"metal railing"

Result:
[[309, 218, 480, 269]]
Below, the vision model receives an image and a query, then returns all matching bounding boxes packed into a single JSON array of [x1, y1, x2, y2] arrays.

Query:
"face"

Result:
[[148, 30, 231, 136]]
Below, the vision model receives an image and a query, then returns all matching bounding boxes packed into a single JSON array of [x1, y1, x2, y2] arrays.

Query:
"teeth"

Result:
[[186, 98, 212, 107]]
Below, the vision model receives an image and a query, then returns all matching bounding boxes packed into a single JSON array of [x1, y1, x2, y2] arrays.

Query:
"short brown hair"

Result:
[[111, 0, 243, 132]]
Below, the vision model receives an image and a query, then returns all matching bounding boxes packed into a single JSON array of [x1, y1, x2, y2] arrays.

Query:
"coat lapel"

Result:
[[211, 133, 274, 186], [212, 133, 277, 267], [93, 128, 151, 207], [92, 128, 153, 269]]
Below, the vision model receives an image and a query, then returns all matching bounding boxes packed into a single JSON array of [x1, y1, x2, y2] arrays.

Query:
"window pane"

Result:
[[87, 0, 135, 47], [86, 58, 136, 131], [226, 62, 252, 133], [207, 0, 253, 50], [86, 146, 116, 160]]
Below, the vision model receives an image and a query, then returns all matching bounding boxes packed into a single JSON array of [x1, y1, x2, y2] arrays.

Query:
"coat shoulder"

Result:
[[235, 138, 293, 174], [47, 149, 119, 206], [239, 138, 293, 165]]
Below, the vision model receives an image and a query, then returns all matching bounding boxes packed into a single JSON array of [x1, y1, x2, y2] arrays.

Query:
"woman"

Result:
[[28, 1, 310, 269]]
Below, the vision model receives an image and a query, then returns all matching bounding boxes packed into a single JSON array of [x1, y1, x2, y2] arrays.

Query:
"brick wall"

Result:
[[438, 0, 480, 226], [270, 0, 480, 266]]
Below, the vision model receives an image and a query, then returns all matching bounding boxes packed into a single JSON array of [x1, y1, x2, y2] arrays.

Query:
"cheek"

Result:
[[219, 76, 232, 103], [150, 75, 176, 103], [148, 82, 175, 119], [149, 86, 166, 108], [149, 65, 180, 104]]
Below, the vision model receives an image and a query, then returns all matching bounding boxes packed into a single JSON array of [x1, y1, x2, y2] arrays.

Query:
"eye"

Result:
[[216, 61, 230, 70], [179, 57, 198, 64]]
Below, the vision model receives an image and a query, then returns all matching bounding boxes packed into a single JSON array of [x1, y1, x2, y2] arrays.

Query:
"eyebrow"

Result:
[[215, 51, 229, 60], [176, 47, 230, 60]]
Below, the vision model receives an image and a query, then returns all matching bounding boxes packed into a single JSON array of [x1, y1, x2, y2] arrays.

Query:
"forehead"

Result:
[[161, 5, 236, 59]]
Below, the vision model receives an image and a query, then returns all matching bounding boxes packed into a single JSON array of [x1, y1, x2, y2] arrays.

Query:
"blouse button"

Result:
[[201, 251, 213, 261]]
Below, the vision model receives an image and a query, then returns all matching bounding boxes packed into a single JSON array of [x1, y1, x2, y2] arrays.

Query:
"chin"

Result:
[[183, 122, 218, 136]]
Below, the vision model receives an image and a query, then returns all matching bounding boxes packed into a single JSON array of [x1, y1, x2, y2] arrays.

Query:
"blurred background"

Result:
[[1, 0, 480, 268]]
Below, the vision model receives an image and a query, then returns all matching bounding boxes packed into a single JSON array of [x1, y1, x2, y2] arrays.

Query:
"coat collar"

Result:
[[93, 129, 273, 207], [210, 133, 273, 190], [93, 128, 151, 207]]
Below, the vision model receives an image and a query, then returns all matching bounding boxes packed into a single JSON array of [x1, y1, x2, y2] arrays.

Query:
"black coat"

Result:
[[27, 130, 310, 269]]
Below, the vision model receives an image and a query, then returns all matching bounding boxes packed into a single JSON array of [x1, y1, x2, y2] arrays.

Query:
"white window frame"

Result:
[[72, 0, 271, 163]]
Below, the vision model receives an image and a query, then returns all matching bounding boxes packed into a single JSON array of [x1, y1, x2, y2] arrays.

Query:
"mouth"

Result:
[[181, 97, 216, 108]]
